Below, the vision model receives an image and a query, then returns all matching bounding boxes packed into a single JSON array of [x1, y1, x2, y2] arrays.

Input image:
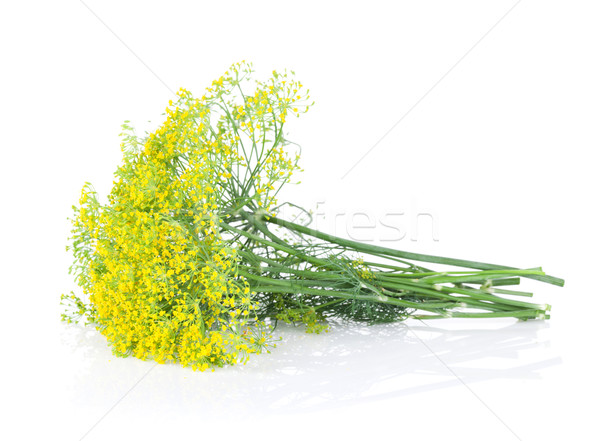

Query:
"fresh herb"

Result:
[[63, 61, 563, 371]]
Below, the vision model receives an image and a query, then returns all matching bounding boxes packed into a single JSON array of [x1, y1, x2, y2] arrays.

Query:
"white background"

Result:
[[1, 1, 598, 440]]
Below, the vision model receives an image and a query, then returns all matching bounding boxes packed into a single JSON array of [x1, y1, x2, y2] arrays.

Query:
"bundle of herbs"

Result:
[[63, 62, 563, 370]]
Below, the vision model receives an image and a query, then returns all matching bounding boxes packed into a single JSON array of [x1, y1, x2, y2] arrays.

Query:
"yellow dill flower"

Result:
[[64, 61, 311, 370]]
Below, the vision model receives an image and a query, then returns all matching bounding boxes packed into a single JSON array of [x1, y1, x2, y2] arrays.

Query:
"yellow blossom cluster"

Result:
[[65, 62, 311, 370], [351, 258, 374, 280]]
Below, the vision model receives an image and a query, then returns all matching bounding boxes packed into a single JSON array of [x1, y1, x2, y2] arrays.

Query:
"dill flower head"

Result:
[[65, 62, 312, 370]]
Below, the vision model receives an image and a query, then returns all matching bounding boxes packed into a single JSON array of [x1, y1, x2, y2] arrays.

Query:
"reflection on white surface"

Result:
[[6, 299, 585, 441], [58, 317, 559, 419]]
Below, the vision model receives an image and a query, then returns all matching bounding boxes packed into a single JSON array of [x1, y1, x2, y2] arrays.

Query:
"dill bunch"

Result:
[[63, 61, 564, 371]]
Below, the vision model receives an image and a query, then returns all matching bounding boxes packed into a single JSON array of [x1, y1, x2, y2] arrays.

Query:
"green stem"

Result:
[[415, 310, 547, 320], [262, 214, 565, 287], [249, 284, 455, 314]]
